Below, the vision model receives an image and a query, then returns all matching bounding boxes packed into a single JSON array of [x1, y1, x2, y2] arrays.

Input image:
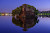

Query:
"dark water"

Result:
[[0, 16, 50, 33]]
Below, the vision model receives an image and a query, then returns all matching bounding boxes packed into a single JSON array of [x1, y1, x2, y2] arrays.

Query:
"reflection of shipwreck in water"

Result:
[[12, 16, 39, 31]]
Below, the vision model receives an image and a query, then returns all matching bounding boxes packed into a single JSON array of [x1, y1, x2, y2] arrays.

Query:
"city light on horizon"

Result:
[[5, 13, 8, 16]]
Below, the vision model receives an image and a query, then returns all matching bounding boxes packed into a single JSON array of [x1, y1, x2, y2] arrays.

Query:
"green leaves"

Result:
[[12, 7, 22, 16], [12, 4, 39, 16]]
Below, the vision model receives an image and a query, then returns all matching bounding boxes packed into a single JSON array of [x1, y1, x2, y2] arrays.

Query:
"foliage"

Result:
[[12, 7, 21, 16], [34, 10, 39, 15], [12, 4, 39, 16]]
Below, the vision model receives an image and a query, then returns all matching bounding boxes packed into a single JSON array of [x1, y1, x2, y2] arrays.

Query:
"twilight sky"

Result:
[[0, 0, 50, 13]]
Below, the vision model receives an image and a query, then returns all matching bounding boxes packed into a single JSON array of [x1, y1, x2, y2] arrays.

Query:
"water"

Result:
[[0, 16, 50, 33]]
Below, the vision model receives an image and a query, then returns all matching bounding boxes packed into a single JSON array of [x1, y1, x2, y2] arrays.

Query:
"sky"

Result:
[[0, 0, 50, 13]]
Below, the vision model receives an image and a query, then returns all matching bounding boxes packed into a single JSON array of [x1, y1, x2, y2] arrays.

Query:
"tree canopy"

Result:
[[12, 4, 39, 16]]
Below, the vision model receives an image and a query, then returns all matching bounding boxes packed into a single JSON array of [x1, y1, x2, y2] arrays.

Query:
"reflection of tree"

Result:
[[12, 16, 39, 31], [12, 16, 23, 27]]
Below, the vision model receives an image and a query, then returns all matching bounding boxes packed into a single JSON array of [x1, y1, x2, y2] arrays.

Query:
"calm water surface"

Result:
[[0, 16, 50, 33]]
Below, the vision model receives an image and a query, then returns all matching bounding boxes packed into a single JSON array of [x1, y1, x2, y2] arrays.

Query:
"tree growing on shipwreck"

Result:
[[12, 4, 39, 31], [12, 4, 39, 18]]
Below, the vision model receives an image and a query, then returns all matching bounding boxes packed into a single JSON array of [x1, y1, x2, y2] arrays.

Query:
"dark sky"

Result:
[[0, 0, 50, 13]]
